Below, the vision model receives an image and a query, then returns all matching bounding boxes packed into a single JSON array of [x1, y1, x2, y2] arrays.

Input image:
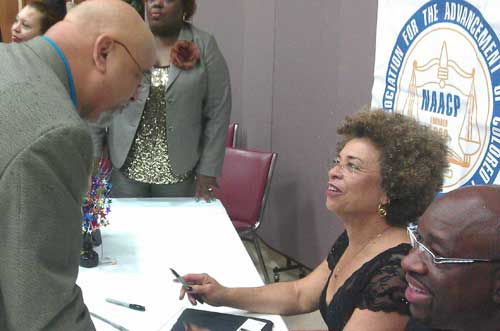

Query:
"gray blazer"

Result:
[[91, 24, 231, 178], [0, 38, 95, 330]]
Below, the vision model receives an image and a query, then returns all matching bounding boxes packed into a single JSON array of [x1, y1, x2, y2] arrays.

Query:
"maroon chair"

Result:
[[214, 147, 277, 283], [226, 123, 239, 147]]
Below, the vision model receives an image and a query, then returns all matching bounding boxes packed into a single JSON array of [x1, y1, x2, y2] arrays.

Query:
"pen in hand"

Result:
[[106, 298, 146, 311], [170, 267, 204, 304]]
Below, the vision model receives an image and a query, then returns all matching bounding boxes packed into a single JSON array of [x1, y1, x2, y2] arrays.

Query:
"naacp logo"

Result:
[[382, 0, 500, 192]]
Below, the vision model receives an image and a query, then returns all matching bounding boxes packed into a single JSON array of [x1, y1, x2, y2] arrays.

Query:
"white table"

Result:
[[77, 198, 288, 331]]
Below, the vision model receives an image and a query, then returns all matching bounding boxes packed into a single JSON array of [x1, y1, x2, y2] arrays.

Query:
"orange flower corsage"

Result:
[[170, 40, 200, 70]]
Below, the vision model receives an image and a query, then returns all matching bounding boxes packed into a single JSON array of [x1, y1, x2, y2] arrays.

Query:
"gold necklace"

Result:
[[333, 227, 391, 279]]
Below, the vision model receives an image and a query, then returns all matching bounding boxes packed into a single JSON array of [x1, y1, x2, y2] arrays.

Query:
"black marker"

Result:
[[170, 267, 204, 304], [105, 298, 146, 311]]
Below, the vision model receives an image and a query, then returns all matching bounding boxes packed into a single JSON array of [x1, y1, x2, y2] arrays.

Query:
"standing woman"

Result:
[[177, 110, 448, 331], [11, 0, 66, 43], [90, 0, 232, 201]]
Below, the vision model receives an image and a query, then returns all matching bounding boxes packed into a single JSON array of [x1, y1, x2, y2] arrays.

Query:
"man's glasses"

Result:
[[113, 39, 150, 78], [407, 223, 500, 265]]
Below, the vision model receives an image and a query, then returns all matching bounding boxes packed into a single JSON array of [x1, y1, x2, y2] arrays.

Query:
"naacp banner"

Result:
[[372, 0, 500, 192]]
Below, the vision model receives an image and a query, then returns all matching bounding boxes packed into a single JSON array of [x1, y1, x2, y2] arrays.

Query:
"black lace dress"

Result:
[[319, 231, 411, 331]]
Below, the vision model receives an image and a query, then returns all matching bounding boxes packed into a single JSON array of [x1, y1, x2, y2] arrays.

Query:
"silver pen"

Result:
[[106, 298, 146, 311], [90, 312, 130, 331]]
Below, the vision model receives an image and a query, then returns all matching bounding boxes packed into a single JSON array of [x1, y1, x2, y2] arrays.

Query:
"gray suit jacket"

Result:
[[90, 24, 231, 178], [0, 38, 95, 330]]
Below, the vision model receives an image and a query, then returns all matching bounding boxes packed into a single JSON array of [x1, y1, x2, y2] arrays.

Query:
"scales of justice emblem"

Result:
[[394, 32, 490, 191]]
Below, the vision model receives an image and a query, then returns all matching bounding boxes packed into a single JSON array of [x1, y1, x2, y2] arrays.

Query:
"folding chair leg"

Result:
[[253, 237, 270, 284]]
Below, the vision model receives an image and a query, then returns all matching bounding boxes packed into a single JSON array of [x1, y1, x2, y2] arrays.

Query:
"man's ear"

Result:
[[493, 269, 500, 304], [93, 35, 114, 73]]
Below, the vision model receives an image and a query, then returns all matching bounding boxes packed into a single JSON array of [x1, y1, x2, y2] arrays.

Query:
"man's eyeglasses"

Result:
[[113, 39, 150, 78], [407, 223, 500, 265]]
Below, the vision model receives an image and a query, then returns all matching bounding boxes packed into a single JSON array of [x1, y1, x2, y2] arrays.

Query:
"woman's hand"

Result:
[[195, 176, 218, 202], [178, 273, 228, 306]]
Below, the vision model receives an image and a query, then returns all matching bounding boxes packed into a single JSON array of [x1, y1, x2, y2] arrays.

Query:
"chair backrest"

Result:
[[226, 123, 239, 148], [215, 147, 277, 230]]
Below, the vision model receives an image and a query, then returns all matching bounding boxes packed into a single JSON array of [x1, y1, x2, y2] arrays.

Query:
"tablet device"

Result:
[[171, 308, 274, 331]]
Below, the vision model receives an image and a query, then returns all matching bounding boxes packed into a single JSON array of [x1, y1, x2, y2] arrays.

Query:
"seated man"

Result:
[[402, 185, 500, 331]]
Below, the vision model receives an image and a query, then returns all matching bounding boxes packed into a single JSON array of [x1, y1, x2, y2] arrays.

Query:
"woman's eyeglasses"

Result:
[[330, 159, 363, 175]]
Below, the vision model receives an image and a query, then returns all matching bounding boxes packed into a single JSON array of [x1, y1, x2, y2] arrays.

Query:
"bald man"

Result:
[[402, 185, 500, 331], [0, 1, 155, 330]]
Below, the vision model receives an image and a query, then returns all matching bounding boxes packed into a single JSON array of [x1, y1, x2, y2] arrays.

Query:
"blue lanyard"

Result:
[[41, 36, 78, 108]]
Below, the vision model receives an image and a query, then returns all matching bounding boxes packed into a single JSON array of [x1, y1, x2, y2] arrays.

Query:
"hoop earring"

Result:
[[378, 203, 387, 217]]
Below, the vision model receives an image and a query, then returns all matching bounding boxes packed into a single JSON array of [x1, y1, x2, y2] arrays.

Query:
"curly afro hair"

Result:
[[336, 109, 449, 226]]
